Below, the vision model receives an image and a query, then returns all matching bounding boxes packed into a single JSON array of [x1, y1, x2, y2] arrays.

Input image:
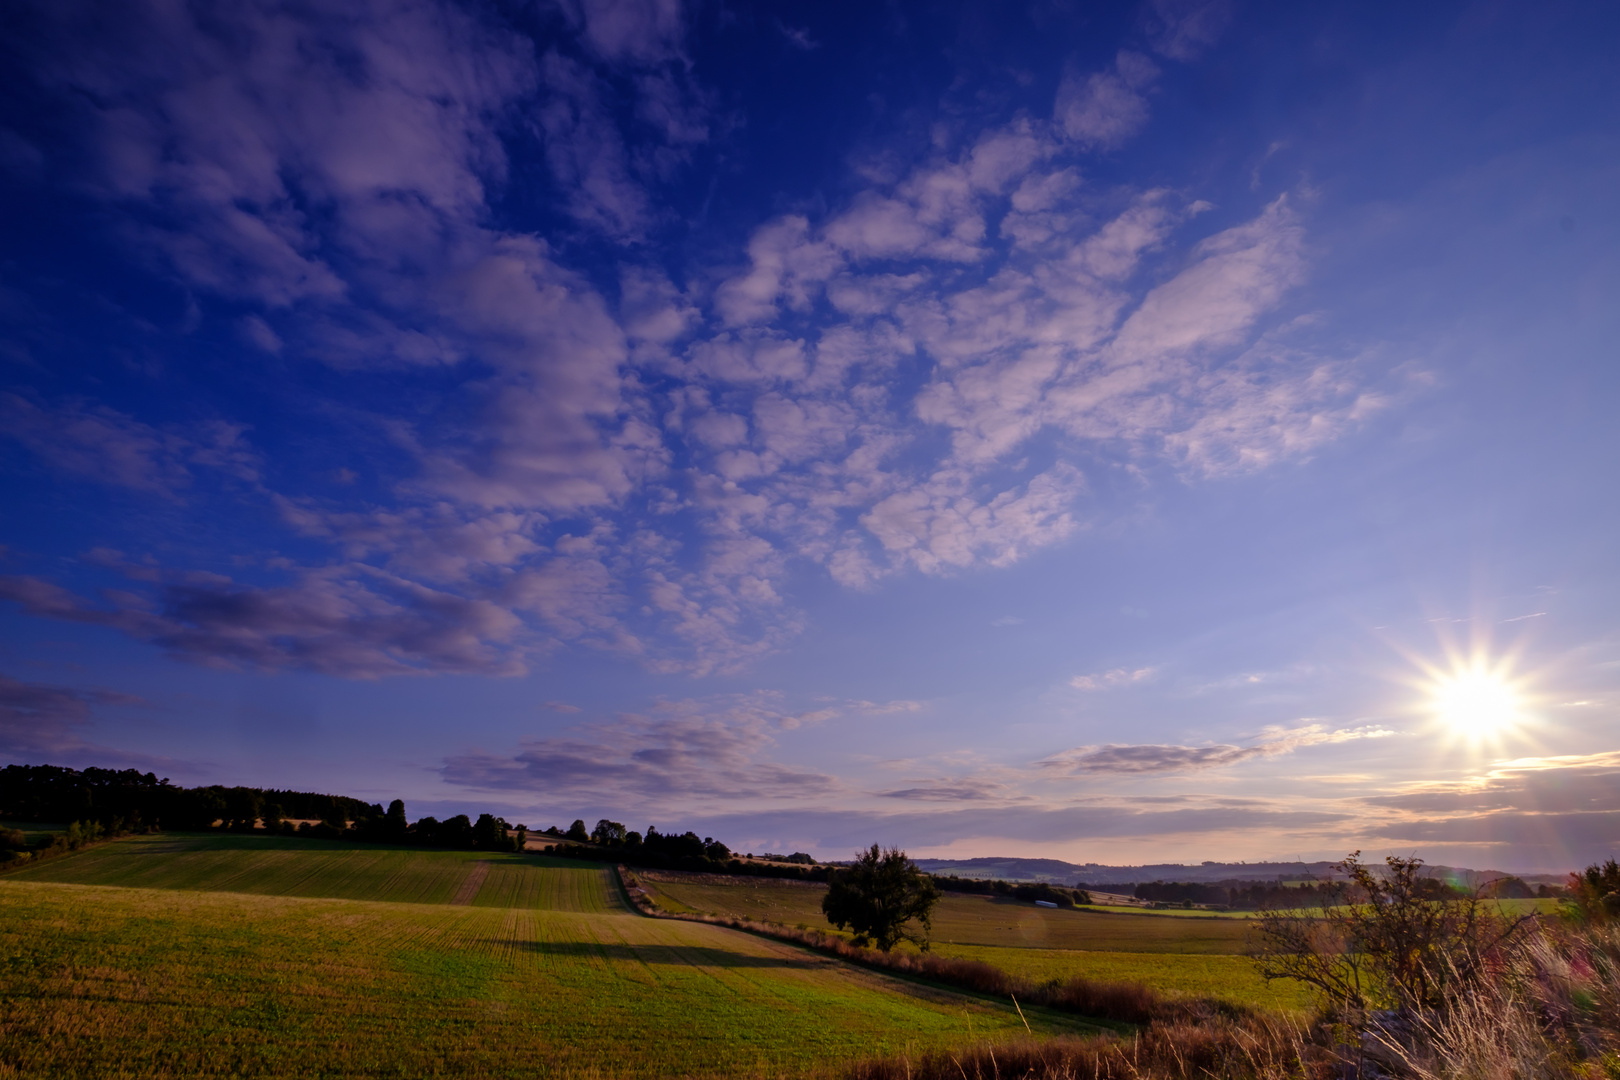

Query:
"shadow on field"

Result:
[[509, 940, 812, 968]]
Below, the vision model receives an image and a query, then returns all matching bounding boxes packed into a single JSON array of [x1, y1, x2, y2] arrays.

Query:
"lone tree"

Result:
[[821, 844, 941, 952]]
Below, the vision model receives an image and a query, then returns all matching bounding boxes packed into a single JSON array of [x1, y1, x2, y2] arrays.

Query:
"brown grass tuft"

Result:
[[841, 1015, 1313, 1080]]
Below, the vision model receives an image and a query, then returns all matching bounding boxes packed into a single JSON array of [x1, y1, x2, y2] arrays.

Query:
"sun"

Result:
[[1429, 663, 1522, 740]]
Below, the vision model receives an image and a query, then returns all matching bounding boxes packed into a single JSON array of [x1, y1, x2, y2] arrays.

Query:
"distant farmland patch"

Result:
[[638, 871, 1301, 1011], [643, 872, 1253, 952]]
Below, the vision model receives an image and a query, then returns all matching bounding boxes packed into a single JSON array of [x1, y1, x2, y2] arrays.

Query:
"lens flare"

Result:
[[1397, 626, 1544, 753], [1432, 666, 1519, 735], [1421, 654, 1531, 747]]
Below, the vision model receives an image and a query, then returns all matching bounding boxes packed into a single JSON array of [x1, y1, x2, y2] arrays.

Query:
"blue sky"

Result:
[[2, 0, 1618, 871]]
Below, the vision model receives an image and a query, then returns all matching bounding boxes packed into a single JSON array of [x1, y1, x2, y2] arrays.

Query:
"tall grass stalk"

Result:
[[838, 1016, 1315, 1080], [1359, 923, 1620, 1080]]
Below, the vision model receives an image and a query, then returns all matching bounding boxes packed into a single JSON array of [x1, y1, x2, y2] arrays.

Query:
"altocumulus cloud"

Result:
[[0, 0, 1391, 681], [440, 694, 841, 805]]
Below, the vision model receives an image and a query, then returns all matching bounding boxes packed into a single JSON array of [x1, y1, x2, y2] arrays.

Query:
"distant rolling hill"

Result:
[[912, 856, 1564, 887]]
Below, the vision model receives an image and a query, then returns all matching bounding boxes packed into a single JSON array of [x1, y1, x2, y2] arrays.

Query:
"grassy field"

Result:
[[1, 836, 1103, 1078], [927, 945, 1314, 1011], [642, 874, 1255, 953], [5, 831, 570, 907], [639, 873, 1315, 1012]]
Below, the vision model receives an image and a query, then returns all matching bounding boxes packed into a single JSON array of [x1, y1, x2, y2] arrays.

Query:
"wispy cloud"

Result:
[[1039, 724, 1395, 775], [0, 673, 169, 768], [561, 0, 688, 66], [1367, 752, 1620, 816], [1142, 0, 1233, 61], [1071, 667, 1155, 691], [1361, 755, 1620, 864], [876, 779, 1018, 803], [0, 394, 258, 496], [0, 567, 528, 679], [441, 694, 840, 804], [1054, 51, 1158, 151]]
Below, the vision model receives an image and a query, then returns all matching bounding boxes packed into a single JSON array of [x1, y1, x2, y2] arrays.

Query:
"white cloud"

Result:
[[0, 565, 528, 679], [2, 8, 1390, 685], [688, 331, 810, 385], [715, 216, 841, 326], [621, 266, 698, 353], [862, 465, 1083, 576], [537, 51, 654, 239], [40, 0, 534, 303], [1070, 667, 1155, 691], [1144, 0, 1233, 61], [561, 0, 687, 65], [241, 315, 283, 354], [1110, 197, 1306, 361], [850, 699, 924, 715], [1054, 51, 1159, 151], [0, 394, 259, 495]]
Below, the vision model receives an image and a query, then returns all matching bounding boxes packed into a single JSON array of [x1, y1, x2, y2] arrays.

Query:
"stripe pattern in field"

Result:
[[8, 833, 618, 910], [450, 859, 492, 904]]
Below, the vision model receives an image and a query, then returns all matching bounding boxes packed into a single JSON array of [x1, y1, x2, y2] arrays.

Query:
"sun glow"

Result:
[[1428, 662, 1524, 742]]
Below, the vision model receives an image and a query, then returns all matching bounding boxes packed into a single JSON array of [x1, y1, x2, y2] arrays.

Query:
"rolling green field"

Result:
[[6, 831, 579, 908], [642, 874, 1255, 953], [639, 873, 1315, 1011], [0, 836, 1100, 1078], [927, 945, 1313, 1011]]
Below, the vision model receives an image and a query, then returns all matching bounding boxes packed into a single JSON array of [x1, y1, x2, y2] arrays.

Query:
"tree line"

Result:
[[536, 818, 1101, 905], [1, 767, 1126, 905], [1108, 878, 1343, 909], [0, 764, 525, 854], [0, 765, 823, 873], [929, 874, 1092, 906], [1097, 873, 1562, 909], [0, 764, 379, 833], [540, 817, 837, 881]]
